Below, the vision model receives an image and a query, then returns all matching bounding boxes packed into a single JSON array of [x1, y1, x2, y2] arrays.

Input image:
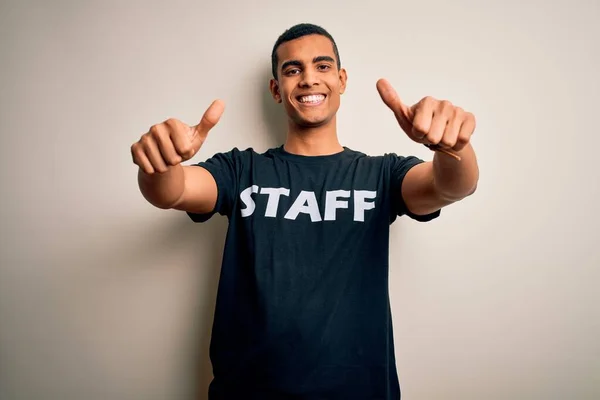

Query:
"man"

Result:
[[131, 23, 478, 400]]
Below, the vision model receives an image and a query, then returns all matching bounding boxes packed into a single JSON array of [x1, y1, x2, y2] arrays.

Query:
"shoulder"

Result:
[[381, 152, 426, 172], [346, 148, 424, 169], [201, 146, 275, 164]]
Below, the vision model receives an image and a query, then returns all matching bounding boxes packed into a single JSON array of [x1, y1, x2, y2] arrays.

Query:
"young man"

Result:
[[131, 23, 478, 400]]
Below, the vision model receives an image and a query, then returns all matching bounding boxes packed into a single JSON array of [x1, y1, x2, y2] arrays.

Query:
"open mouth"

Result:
[[296, 94, 326, 105]]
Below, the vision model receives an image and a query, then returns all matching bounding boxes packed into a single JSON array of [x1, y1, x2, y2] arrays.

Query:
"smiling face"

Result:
[[270, 34, 347, 129]]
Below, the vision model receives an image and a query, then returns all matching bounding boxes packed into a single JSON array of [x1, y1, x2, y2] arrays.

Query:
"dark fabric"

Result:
[[188, 146, 440, 399]]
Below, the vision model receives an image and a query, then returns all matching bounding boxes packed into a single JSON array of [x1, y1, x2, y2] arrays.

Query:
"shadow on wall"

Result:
[[191, 65, 289, 398], [89, 214, 228, 399], [52, 209, 228, 400], [28, 67, 289, 400], [260, 65, 288, 146], [77, 66, 288, 400], [176, 215, 228, 400]]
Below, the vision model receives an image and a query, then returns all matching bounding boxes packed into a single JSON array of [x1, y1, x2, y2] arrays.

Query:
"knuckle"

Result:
[[131, 146, 141, 160], [140, 134, 152, 147], [441, 137, 455, 147], [412, 123, 427, 136], [169, 156, 182, 165], [417, 98, 428, 109], [440, 100, 453, 113], [149, 124, 164, 139], [457, 135, 469, 146], [173, 132, 193, 154], [165, 118, 179, 127], [428, 136, 441, 145], [187, 146, 197, 157], [179, 144, 193, 156], [468, 112, 476, 126]]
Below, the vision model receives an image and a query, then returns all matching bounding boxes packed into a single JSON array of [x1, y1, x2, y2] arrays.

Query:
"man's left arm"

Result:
[[402, 143, 479, 216], [376, 78, 479, 216]]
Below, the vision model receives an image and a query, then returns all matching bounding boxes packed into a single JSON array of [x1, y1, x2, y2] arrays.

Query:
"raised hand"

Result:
[[131, 99, 225, 174], [376, 79, 475, 159]]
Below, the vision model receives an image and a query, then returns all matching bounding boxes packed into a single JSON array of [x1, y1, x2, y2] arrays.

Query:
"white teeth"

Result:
[[299, 94, 325, 103]]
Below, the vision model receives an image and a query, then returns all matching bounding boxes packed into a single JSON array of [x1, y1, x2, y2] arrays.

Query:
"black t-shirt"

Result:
[[188, 145, 440, 399]]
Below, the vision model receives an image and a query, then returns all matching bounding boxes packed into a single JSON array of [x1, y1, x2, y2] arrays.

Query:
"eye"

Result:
[[285, 68, 301, 75], [317, 64, 331, 71]]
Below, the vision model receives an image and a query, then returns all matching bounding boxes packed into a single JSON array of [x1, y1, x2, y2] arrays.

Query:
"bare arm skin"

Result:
[[376, 79, 479, 216], [131, 99, 224, 213], [402, 143, 478, 216]]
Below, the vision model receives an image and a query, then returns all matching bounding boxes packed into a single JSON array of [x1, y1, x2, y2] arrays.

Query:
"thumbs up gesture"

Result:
[[131, 99, 225, 174], [376, 79, 475, 157]]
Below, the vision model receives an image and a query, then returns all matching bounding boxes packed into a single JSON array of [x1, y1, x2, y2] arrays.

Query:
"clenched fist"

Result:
[[376, 79, 475, 156], [131, 99, 225, 174]]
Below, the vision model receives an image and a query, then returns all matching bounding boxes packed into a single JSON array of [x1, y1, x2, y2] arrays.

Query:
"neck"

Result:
[[284, 116, 343, 156]]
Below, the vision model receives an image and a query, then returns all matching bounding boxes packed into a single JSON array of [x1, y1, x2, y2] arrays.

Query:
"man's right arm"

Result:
[[131, 99, 224, 214], [138, 164, 218, 214]]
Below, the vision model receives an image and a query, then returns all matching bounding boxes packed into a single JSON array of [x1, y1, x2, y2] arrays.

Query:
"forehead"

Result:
[[277, 34, 336, 64]]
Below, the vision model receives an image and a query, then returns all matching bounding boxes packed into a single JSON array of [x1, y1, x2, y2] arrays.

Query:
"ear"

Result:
[[269, 79, 282, 103], [338, 68, 348, 95]]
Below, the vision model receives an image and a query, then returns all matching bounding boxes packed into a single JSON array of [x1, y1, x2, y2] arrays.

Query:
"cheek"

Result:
[[281, 89, 296, 104], [279, 80, 295, 98], [328, 95, 340, 110], [327, 78, 342, 95], [327, 88, 341, 104]]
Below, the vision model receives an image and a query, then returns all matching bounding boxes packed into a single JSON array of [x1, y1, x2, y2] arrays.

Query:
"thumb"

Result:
[[191, 99, 225, 145], [376, 79, 413, 122]]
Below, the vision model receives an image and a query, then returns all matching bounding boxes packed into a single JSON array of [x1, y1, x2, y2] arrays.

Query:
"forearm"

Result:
[[432, 143, 479, 200], [138, 164, 185, 209]]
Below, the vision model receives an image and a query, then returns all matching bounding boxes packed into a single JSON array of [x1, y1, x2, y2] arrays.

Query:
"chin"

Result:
[[294, 117, 329, 128], [291, 111, 332, 127]]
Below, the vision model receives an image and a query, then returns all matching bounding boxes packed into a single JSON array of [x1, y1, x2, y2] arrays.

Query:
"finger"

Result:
[[157, 119, 189, 164], [163, 118, 196, 160], [142, 136, 169, 173], [137, 152, 155, 174], [376, 79, 413, 132], [439, 111, 461, 148], [426, 111, 449, 146], [411, 101, 434, 142], [376, 79, 409, 115], [169, 121, 196, 160], [454, 114, 475, 151], [149, 123, 180, 166], [155, 128, 183, 166], [132, 145, 155, 174], [191, 99, 225, 143]]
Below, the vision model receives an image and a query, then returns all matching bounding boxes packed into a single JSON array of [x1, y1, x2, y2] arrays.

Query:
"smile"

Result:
[[297, 94, 326, 105]]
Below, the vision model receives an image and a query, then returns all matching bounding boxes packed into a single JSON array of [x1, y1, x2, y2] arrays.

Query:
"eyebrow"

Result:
[[280, 55, 336, 71]]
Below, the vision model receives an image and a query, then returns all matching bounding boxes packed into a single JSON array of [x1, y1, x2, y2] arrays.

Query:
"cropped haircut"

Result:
[[271, 23, 341, 79]]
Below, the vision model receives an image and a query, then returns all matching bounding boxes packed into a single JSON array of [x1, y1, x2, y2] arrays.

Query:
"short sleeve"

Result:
[[387, 153, 441, 223], [186, 149, 240, 223]]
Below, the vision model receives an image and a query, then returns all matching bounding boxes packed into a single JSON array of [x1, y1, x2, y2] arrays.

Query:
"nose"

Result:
[[299, 68, 319, 87]]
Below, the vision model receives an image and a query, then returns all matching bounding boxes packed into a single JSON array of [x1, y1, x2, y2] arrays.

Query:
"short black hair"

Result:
[[271, 23, 341, 80]]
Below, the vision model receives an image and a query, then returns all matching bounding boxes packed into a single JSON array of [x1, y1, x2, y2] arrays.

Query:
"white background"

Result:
[[1, 0, 598, 399]]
